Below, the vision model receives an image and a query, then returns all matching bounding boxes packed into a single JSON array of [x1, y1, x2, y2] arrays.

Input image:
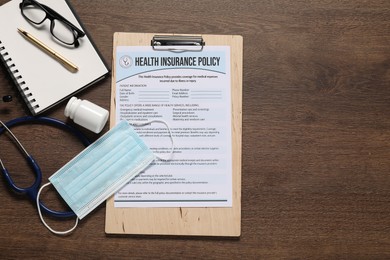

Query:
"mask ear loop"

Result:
[[37, 182, 79, 235], [129, 119, 174, 161]]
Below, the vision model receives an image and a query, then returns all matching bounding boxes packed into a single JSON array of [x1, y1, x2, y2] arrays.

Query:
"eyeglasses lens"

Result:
[[22, 4, 46, 24], [52, 20, 75, 45]]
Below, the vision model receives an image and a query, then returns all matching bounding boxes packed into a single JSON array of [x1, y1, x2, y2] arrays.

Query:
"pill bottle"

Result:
[[64, 97, 109, 133]]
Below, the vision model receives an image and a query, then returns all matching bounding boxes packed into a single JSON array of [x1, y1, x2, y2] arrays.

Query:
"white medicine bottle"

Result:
[[64, 97, 109, 134]]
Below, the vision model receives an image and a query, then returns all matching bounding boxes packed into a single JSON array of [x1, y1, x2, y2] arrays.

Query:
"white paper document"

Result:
[[114, 46, 232, 207]]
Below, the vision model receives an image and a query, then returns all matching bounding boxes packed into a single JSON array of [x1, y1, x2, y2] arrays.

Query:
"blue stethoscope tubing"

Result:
[[0, 116, 91, 218]]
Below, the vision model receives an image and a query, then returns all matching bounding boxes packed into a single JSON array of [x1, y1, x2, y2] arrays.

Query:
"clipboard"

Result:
[[105, 32, 243, 236]]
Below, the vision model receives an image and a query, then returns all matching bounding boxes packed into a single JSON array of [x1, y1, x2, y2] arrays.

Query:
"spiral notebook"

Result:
[[0, 0, 109, 115]]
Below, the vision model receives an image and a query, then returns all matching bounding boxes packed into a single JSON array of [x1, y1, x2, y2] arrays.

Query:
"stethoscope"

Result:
[[2, 95, 12, 103], [0, 116, 91, 218]]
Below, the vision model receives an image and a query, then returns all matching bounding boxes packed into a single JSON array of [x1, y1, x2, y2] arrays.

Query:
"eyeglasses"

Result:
[[19, 0, 85, 48]]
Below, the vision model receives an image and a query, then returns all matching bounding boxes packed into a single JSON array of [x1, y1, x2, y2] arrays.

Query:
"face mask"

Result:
[[37, 120, 158, 235]]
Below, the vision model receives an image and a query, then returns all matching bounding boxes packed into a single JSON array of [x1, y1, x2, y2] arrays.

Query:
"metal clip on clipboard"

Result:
[[151, 35, 205, 52]]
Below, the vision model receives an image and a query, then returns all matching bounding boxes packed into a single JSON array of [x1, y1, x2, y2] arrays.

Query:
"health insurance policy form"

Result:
[[114, 46, 232, 207]]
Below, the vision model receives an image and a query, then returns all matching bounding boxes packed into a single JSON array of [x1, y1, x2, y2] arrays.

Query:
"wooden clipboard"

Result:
[[105, 32, 243, 236]]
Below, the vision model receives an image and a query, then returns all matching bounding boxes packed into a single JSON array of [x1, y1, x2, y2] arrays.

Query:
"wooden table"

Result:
[[0, 0, 389, 258]]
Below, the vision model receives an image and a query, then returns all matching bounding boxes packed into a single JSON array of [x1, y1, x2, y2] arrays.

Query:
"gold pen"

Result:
[[17, 28, 78, 73]]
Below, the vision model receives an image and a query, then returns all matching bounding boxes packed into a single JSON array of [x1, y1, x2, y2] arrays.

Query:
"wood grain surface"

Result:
[[0, 0, 389, 259]]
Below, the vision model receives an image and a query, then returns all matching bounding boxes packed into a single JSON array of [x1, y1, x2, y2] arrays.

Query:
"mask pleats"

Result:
[[49, 121, 155, 219]]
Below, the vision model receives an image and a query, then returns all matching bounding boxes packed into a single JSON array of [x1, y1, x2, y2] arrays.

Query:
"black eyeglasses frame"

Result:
[[19, 0, 85, 48]]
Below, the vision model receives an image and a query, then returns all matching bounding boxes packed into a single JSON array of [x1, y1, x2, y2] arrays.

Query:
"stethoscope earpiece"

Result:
[[2, 95, 12, 102]]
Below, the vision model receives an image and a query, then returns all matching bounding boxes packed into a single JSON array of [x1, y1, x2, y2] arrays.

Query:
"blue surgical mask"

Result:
[[37, 120, 157, 234]]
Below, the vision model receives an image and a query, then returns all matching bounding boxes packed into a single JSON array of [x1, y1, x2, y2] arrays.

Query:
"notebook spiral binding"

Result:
[[0, 40, 39, 112]]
